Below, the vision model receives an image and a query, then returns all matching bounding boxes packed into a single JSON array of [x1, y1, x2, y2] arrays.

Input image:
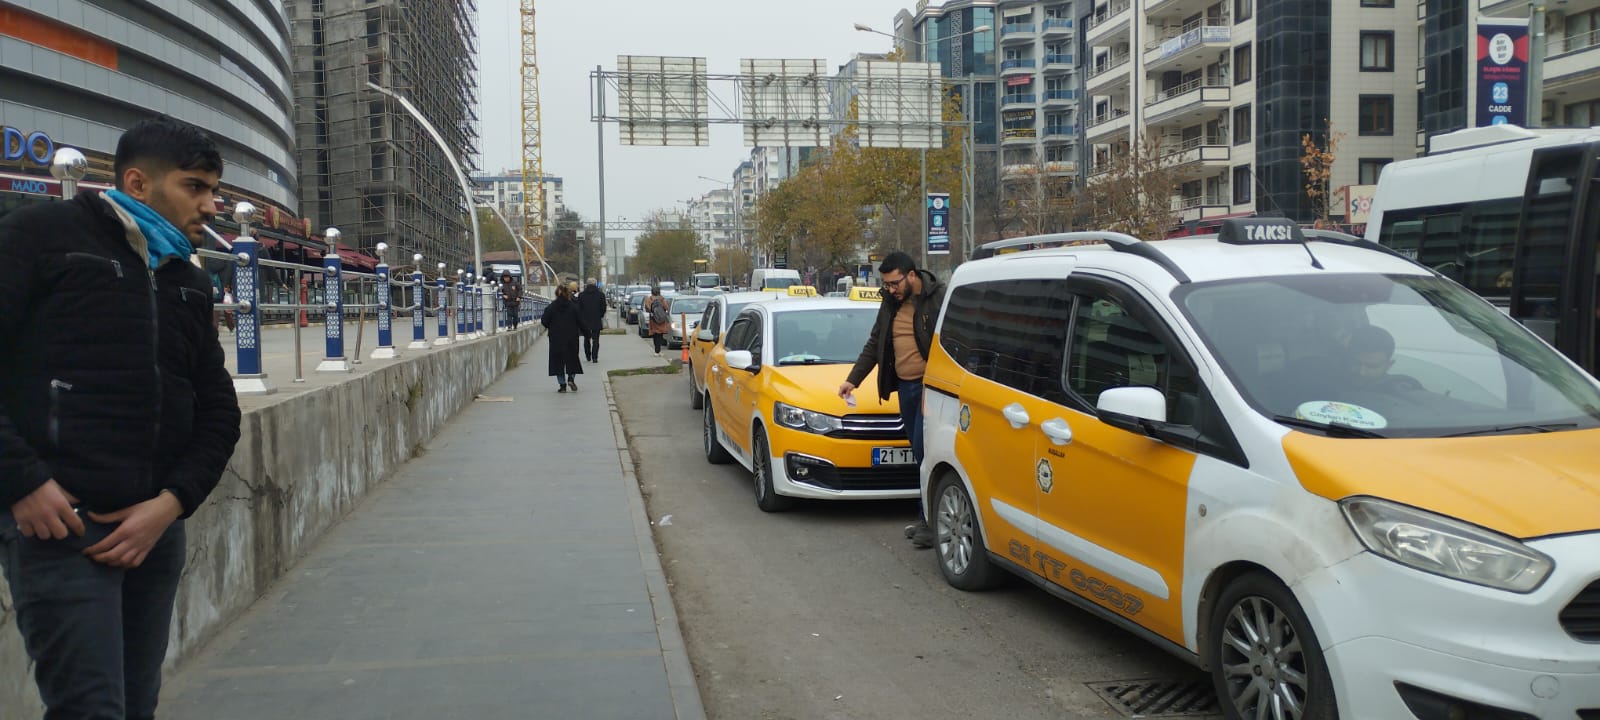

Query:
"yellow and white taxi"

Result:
[[847, 285, 883, 303], [702, 298, 915, 511], [924, 218, 1600, 719], [685, 290, 790, 411]]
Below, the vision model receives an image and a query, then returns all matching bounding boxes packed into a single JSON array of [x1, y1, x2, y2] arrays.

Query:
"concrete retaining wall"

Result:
[[0, 327, 541, 717]]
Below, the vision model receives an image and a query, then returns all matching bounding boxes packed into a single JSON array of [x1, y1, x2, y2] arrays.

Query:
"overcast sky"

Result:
[[476, 0, 914, 240]]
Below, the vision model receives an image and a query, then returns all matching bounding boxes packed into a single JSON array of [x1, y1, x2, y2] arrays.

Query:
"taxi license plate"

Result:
[[873, 447, 915, 466]]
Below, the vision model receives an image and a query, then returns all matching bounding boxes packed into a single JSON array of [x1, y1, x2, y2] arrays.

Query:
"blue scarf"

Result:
[[105, 189, 194, 270]]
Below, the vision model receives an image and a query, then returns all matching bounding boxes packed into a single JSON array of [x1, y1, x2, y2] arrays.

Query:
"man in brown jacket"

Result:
[[837, 251, 946, 548]]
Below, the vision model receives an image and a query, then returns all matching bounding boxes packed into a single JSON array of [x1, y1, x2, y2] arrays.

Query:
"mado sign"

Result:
[[2, 127, 56, 167]]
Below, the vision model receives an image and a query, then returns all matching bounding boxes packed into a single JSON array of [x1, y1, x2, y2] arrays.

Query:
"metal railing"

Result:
[[199, 202, 549, 396], [1084, 0, 1132, 33], [1086, 52, 1131, 80], [1145, 77, 1227, 105]]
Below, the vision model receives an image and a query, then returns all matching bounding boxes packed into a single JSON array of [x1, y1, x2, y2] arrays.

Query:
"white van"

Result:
[[750, 268, 801, 291]]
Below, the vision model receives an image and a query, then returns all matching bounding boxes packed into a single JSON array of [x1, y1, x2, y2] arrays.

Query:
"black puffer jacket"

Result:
[[0, 191, 241, 517]]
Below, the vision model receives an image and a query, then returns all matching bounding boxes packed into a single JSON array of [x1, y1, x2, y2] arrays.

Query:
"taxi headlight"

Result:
[[1340, 497, 1553, 593], [774, 402, 841, 434]]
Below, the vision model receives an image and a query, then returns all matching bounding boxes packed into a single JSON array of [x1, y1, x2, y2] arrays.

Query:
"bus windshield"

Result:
[[1176, 273, 1600, 438], [693, 273, 720, 289]]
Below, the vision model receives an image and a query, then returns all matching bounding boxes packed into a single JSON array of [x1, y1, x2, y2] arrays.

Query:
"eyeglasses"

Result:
[[881, 274, 908, 289]]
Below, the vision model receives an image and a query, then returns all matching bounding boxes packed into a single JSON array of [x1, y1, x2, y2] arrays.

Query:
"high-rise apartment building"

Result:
[[286, 0, 479, 269], [894, 0, 1429, 226], [472, 172, 564, 234]]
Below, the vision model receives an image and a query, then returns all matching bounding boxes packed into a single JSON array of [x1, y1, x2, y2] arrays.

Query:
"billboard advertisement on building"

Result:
[[1475, 19, 1529, 127]]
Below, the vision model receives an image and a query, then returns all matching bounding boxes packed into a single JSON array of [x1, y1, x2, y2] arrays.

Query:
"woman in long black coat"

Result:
[[541, 284, 584, 392]]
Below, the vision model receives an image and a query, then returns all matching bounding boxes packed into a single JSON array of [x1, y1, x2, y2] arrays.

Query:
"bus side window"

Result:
[[1512, 150, 1584, 348]]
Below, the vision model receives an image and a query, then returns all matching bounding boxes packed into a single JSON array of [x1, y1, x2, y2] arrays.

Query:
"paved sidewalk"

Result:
[[161, 321, 702, 720]]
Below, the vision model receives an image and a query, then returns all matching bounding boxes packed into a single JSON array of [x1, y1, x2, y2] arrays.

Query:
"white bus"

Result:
[[1366, 124, 1600, 374], [691, 272, 720, 291]]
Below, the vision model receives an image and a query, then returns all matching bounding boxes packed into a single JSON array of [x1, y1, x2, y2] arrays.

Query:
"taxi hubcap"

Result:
[[1221, 597, 1307, 720], [936, 485, 974, 574]]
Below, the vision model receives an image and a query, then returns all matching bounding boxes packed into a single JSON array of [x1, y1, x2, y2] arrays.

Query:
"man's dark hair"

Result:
[[113, 116, 224, 189], [1348, 324, 1395, 357], [878, 251, 916, 275]]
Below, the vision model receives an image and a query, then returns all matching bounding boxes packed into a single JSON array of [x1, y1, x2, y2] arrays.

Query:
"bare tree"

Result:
[[1005, 168, 1081, 236], [1082, 132, 1181, 240]]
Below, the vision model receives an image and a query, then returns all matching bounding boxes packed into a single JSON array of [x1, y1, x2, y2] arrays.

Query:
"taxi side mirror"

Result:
[[725, 349, 756, 372], [697, 328, 715, 342], [1096, 386, 1167, 435]]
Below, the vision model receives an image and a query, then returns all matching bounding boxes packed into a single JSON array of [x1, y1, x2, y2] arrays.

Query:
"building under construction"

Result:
[[286, 0, 480, 271]]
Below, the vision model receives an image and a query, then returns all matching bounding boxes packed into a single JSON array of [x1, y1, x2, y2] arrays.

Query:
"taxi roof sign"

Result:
[[1218, 217, 1306, 245], [787, 285, 819, 297], [848, 286, 883, 302]]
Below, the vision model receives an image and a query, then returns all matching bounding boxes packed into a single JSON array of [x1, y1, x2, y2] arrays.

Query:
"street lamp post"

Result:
[[855, 23, 990, 272], [366, 82, 484, 281]]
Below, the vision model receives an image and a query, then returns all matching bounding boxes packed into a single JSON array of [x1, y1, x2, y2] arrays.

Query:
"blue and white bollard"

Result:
[[228, 202, 274, 395], [433, 263, 451, 346], [455, 271, 468, 339], [474, 281, 485, 336], [371, 243, 398, 360], [316, 227, 350, 372], [409, 254, 428, 350]]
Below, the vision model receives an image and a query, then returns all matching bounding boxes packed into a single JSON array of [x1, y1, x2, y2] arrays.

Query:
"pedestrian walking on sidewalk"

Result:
[[645, 285, 671, 357], [0, 115, 243, 718], [499, 271, 522, 329], [837, 251, 945, 549], [577, 278, 607, 362], [542, 283, 584, 392]]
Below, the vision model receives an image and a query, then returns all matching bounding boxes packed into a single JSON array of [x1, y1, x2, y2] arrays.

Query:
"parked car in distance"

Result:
[[665, 295, 713, 349]]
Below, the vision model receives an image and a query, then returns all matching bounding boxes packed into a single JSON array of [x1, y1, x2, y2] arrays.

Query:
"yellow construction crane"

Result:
[[519, 0, 546, 281]]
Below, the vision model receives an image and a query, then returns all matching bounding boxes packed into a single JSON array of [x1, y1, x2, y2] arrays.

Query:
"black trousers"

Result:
[[652, 332, 666, 353], [0, 513, 187, 720], [583, 329, 600, 360]]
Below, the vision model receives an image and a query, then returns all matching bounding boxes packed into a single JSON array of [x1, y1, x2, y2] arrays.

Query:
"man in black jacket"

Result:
[[0, 117, 242, 719], [837, 251, 946, 549], [577, 278, 608, 362]]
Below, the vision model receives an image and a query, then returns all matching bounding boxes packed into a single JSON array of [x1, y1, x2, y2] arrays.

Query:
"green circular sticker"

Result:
[[1295, 401, 1388, 430]]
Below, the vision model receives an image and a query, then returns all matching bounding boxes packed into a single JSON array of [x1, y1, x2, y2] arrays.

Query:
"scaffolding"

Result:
[[289, 0, 480, 271]]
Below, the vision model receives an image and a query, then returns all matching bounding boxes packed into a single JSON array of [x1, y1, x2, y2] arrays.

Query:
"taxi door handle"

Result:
[[724, 377, 734, 387], [1040, 418, 1074, 446], [1002, 403, 1031, 429]]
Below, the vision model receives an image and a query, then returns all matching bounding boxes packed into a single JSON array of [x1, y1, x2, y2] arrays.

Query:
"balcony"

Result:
[[1001, 23, 1039, 44], [1042, 18, 1074, 36], [1043, 88, 1078, 106], [1002, 93, 1038, 107], [1043, 125, 1077, 142], [1545, 30, 1600, 98], [1084, 0, 1133, 45], [1162, 136, 1230, 178], [1001, 58, 1038, 76], [1143, 20, 1231, 72], [1144, 80, 1230, 125], [1147, 0, 1220, 18], [1045, 160, 1077, 175], [1084, 52, 1133, 93], [1416, 64, 1425, 85], [1042, 53, 1075, 72], [1175, 196, 1232, 223], [1084, 107, 1132, 143], [1003, 163, 1042, 179]]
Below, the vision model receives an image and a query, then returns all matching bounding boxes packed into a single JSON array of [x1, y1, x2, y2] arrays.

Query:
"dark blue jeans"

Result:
[[0, 512, 187, 720], [899, 380, 927, 524]]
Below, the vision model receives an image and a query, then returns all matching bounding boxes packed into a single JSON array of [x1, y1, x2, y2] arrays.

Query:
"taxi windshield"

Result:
[[1175, 273, 1600, 438], [772, 307, 877, 365]]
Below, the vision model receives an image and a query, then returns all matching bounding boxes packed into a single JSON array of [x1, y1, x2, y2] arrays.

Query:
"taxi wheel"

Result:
[[933, 472, 1002, 591], [703, 401, 732, 465], [751, 430, 794, 513], [688, 364, 704, 410], [1206, 573, 1338, 720]]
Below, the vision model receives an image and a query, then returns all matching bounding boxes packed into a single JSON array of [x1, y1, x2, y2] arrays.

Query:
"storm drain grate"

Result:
[[1086, 677, 1220, 717]]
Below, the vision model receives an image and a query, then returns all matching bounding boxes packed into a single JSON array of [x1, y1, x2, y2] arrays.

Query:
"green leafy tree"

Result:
[[474, 207, 519, 254], [632, 214, 705, 283], [544, 209, 601, 279]]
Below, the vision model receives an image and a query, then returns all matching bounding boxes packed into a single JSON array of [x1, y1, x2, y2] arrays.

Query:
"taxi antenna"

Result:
[[1302, 242, 1325, 270]]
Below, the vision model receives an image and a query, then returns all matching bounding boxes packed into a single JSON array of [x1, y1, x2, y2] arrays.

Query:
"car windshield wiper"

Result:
[[1442, 422, 1578, 438], [1271, 415, 1388, 439], [776, 356, 842, 366]]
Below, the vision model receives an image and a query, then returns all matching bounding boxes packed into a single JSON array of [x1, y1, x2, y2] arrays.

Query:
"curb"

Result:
[[604, 379, 707, 720]]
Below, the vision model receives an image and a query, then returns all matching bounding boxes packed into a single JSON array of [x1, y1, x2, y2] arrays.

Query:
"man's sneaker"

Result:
[[906, 521, 935, 549], [558, 384, 568, 393], [569, 379, 578, 391]]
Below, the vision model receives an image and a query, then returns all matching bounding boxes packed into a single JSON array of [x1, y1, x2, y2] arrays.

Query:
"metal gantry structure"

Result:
[[519, 0, 547, 278]]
